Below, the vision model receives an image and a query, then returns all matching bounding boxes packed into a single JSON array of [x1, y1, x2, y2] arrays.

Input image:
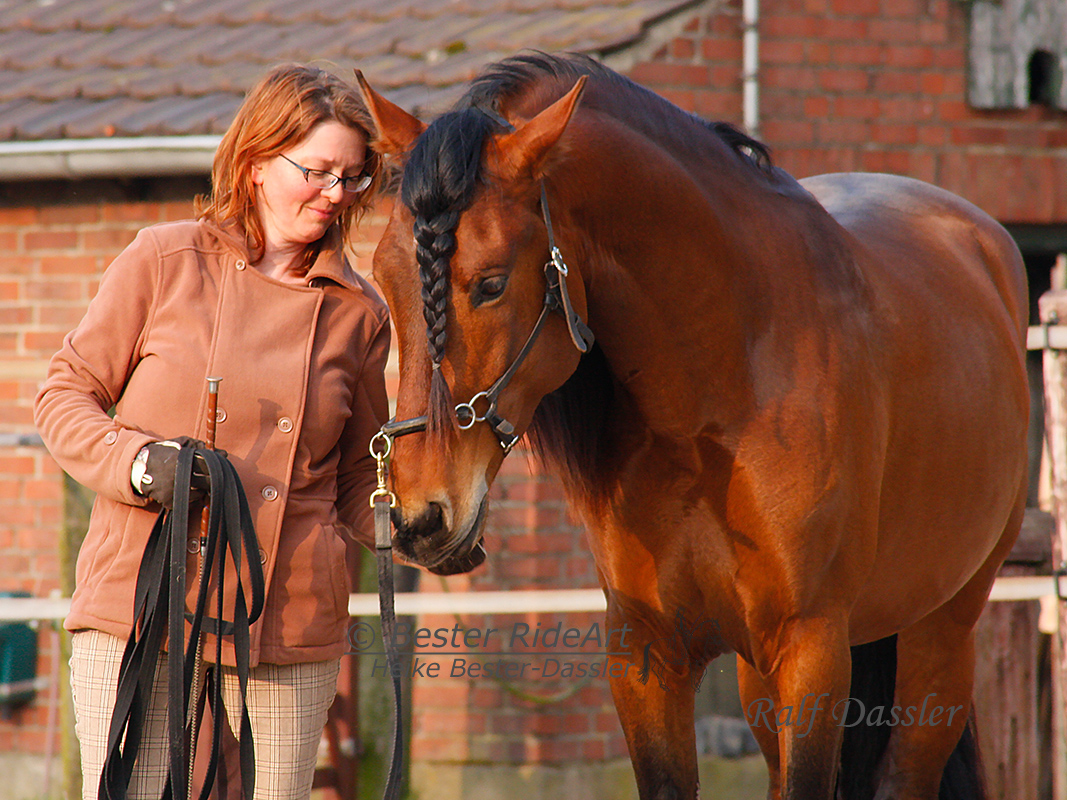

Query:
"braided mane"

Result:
[[401, 109, 497, 434]]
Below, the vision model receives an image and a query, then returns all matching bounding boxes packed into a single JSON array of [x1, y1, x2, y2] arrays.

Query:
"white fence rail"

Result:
[[0, 579, 1056, 623]]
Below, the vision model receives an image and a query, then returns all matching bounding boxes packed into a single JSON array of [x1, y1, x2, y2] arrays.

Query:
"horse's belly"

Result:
[[846, 386, 1027, 641]]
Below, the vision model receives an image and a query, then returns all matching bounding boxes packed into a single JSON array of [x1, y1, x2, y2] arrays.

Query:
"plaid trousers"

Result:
[[70, 629, 340, 800]]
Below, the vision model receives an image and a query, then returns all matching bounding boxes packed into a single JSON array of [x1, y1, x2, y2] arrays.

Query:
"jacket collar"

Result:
[[304, 227, 361, 292], [205, 218, 362, 293]]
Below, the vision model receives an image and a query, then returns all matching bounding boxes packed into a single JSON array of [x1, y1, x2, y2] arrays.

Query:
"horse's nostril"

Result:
[[426, 501, 443, 530], [395, 501, 445, 540]]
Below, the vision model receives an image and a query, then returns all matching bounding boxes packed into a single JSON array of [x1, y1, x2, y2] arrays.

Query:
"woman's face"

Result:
[[252, 120, 369, 254]]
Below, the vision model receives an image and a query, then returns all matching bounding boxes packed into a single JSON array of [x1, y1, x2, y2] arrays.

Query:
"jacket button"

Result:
[[262, 485, 278, 501], [187, 539, 200, 555], [277, 417, 293, 433], [216, 408, 227, 423], [235, 260, 246, 270], [104, 431, 118, 445], [259, 549, 267, 564]]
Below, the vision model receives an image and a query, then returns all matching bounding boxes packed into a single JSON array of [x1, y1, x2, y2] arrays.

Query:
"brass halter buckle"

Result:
[[368, 430, 397, 509]]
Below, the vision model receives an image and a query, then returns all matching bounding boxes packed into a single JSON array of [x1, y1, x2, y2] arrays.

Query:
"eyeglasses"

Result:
[[279, 154, 374, 194]]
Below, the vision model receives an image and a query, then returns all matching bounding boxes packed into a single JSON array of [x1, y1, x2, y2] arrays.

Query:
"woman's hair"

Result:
[[197, 63, 382, 270]]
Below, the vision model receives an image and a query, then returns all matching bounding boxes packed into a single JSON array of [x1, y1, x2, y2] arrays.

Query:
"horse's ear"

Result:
[[494, 75, 587, 181], [354, 70, 427, 156]]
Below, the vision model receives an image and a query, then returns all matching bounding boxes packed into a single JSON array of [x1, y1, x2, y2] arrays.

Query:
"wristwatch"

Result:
[[130, 445, 151, 495]]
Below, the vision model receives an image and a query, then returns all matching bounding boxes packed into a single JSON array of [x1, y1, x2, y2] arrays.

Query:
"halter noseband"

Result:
[[381, 181, 593, 454]]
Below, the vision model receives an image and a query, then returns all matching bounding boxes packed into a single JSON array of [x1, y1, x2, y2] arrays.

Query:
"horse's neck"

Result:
[[558, 134, 819, 432]]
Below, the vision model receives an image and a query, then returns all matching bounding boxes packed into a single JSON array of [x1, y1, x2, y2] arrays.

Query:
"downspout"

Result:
[[742, 0, 760, 138]]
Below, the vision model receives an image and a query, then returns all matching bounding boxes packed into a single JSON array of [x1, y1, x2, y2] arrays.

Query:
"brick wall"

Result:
[[630, 0, 1067, 224], [0, 449, 62, 758], [0, 179, 208, 759]]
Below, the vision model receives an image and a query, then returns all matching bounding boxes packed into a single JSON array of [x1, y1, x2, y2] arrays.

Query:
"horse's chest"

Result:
[[582, 494, 746, 650]]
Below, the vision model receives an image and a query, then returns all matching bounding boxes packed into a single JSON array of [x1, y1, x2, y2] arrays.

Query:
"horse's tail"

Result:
[[836, 635, 897, 800], [937, 708, 987, 800], [836, 634, 988, 800]]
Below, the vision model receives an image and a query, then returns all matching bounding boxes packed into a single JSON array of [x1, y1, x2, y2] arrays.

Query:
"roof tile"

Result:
[[0, 0, 706, 140], [0, 30, 63, 69], [0, 98, 37, 139]]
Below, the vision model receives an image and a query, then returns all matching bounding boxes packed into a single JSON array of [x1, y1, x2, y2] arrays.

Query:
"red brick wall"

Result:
[[0, 449, 62, 758], [629, 0, 1067, 224], [0, 185, 201, 756]]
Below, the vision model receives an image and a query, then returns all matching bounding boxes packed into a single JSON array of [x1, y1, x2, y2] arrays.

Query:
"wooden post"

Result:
[[1039, 281, 1067, 800], [972, 509, 1052, 799]]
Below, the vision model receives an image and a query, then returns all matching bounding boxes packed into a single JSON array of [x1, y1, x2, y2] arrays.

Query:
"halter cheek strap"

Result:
[[540, 183, 594, 353]]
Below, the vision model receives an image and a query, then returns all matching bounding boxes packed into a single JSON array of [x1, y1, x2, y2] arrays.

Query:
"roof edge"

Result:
[[0, 136, 221, 181]]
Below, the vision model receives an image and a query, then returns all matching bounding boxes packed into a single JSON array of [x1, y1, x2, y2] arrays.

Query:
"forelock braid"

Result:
[[413, 210, 460, 433], [401, 109, 496, 435]]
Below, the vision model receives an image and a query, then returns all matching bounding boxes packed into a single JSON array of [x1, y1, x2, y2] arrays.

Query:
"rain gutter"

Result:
[[0, 136, 221, 181]]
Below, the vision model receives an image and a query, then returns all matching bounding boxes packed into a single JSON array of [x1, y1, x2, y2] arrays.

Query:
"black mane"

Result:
[[460, 52, 772, 172]]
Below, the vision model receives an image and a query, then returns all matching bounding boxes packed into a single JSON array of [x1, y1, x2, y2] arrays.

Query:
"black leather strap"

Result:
[[539, 183, 593, 353], [100, 445, 262, 800], [375, 496, 404, 800]]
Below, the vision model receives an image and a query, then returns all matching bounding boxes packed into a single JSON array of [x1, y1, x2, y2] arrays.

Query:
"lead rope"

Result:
[[370, 431, 404, 800], [100, 445, 263, 800], [187, 377, 220, 798]]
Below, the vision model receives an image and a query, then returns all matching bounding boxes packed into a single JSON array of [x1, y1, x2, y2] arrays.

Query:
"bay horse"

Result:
[[356, 53, 1029, 799]]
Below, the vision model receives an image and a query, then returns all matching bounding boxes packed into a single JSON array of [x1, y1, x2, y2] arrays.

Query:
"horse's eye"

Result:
[[473, 275, 508, 305]]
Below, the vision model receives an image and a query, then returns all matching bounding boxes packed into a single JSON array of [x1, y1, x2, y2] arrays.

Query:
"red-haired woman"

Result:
[[35, 63, 390, 800]]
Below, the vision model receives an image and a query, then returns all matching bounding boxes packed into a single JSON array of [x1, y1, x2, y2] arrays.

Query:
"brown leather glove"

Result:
[[131, 436, 213, 509]]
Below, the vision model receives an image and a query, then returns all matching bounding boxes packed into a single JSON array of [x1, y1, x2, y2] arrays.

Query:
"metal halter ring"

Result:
[[368, 430, 397, 508], [369, 430, 393, 460], [455, 391, 494, 430]]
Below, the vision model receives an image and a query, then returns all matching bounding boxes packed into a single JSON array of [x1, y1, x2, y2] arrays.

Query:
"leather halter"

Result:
[[382, 181, 594, 453]]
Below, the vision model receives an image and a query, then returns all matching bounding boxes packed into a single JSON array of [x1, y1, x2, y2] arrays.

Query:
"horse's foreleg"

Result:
[[608, 614, 699, 800], [737, 657, 781, 800], [754, 615, 852, 800]]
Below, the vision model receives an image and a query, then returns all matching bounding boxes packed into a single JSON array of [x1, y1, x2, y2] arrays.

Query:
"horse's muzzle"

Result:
[[391, 497, 488, 575]]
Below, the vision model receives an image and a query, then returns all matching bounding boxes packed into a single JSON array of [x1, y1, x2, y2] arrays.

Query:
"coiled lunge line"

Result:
[[100, 445, 264, 800]]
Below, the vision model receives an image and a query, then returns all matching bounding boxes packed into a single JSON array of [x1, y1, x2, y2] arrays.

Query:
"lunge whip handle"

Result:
[[205, 378, 221, 449], [200, 377, 221, 536]]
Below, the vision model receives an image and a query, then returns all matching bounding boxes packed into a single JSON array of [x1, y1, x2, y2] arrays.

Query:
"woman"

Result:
[[34, 64, 390, 800]]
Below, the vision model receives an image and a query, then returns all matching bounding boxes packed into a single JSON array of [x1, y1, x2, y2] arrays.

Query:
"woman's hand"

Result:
[[131, 436, 213, 508]]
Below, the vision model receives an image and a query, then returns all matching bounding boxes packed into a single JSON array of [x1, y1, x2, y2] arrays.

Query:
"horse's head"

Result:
[[358, 71, 590, 575]]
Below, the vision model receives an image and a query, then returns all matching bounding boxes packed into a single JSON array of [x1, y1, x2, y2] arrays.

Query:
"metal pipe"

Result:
[[0, 579, 1057, 624], [742, 0, 760, 137]]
